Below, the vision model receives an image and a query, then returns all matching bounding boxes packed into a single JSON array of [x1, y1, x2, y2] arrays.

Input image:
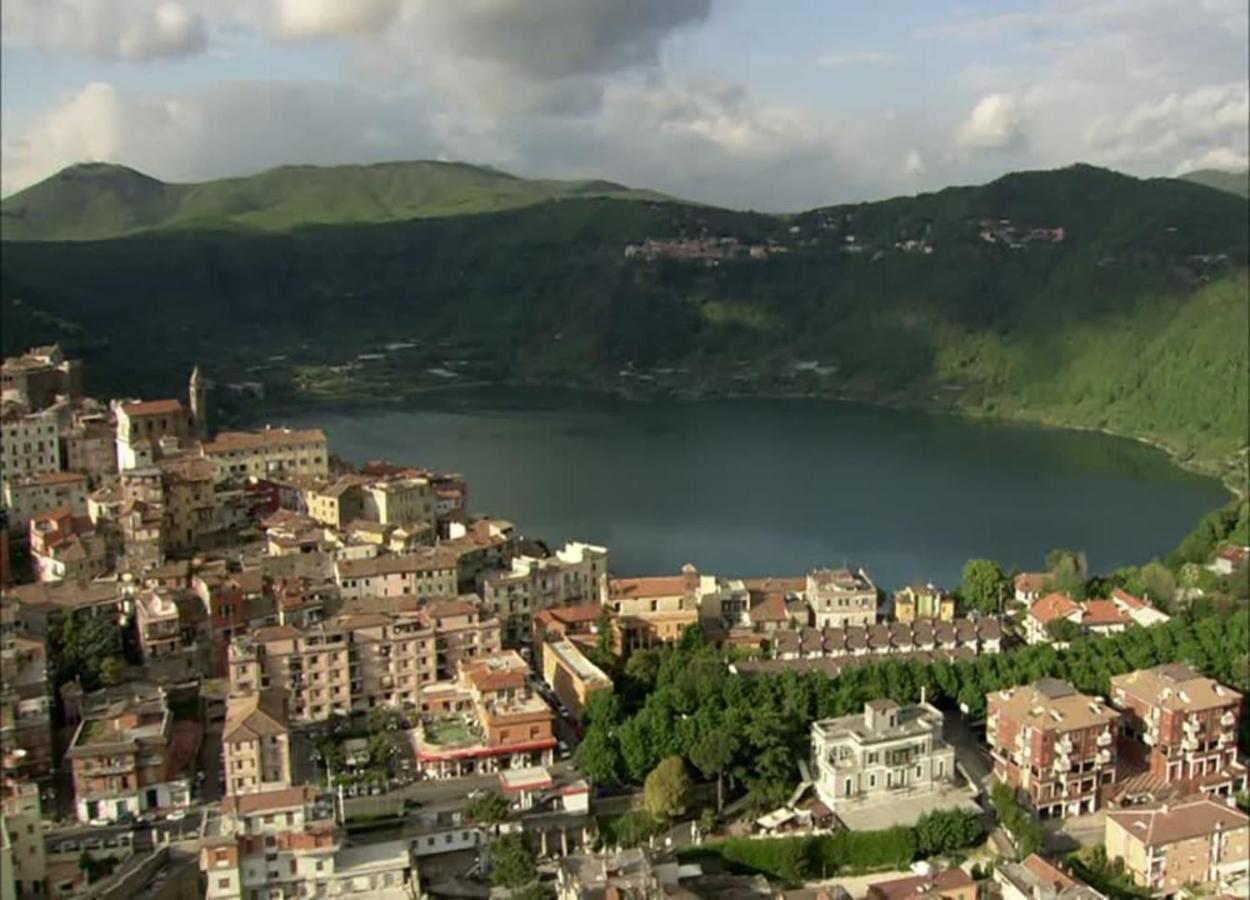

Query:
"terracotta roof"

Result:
[[337, 550, 456, 578], [750, 592, 791, 623], [427, 598, 479, 620], [202, 428, 326, 453], [1081, 599, 1132, 627], [1019, 854, 1077, 891], [868, 867, 976, 900], [537, 604, 603, 626], [1014, 572, 1049, 594], [742, 576, 807, 595], [1110, 588, 1146, 610], [121, 398, 184, 416], [1111, 664, 1241, 712], [220, 785, 318, 816], [250, 625, 302, 643], [990, 680, 1119, 733], [609, 576, 687, 600], [1107, 797, 1249, 847], [11, 470, 87, 487], [1030, 592, 1080, 624]]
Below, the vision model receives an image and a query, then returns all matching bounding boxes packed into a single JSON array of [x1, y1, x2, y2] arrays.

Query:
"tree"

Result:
[[467, 790, 511, 826], [961, 559, 1009, 614], [643, 756, 693, 820], [1046, 619, 1083, 643], [688, 728, 736, 811], [575, 727, 623, 785], [1045, 549, 1088, 600], [915, 809, 986, 855], [491, 833, 537, 890], [57, 613, 123, 691], [99, 656, 126, 686], [1138, 561, 1177, 609], [699, 807, 718, 836], [596, 604, 615, 659]]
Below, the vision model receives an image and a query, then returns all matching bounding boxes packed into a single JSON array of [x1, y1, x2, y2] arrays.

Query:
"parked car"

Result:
[[165, 809, 187, 822]]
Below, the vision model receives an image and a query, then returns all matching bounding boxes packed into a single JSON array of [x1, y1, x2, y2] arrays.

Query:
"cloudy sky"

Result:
[[2, 0, 1247, 209]]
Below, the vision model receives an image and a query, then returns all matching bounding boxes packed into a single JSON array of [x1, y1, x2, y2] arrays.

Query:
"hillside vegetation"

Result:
[[1181, 168, 1250, 199], [0, 160, 671, 240], [1, 162, 1246, 479]]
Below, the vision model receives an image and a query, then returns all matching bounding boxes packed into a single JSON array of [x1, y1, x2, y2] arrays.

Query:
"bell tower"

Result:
[[189, 365, 208, 440]]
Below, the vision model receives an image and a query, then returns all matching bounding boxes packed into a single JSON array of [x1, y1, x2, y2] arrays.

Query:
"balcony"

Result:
[[1221, 711, 1235, 727], [1095, 749, 1112, 765], [1097, 731, 1112, 748], [1183, 718, 1199, 735]]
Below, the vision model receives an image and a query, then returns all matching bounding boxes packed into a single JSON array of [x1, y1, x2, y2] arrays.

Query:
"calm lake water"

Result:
[[278, 389, 1227, 589]]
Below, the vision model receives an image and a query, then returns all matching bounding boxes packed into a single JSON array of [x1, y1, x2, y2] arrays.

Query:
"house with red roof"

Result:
[[1025, 592, 1082, 644]]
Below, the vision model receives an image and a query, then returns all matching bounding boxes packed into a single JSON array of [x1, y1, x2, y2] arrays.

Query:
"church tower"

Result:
[[189, 365, 208, 440]]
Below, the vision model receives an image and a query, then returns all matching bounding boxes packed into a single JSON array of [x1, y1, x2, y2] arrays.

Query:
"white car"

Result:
[[165, 810, 187, 822]]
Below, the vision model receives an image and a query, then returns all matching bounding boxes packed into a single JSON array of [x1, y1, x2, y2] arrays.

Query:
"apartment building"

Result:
[[304, 475, 370, 529], [3, 471, 88, 535], [1, 781, 46, 900], [28, 508, 110, 583], [62, 416, 117, 484], [427, 598, 502, 679], [807, 567, 878, 628], [0, 402, 62, 490], [481, 542, 608, 644], [608, 565, 701, 651], [1024, 593, 1082, 645], [995, 854, 1106, 900], [361, 475, 434, 527], [414, 651, 556, 778], [134, 589, 185, 660], [200, 427, 329, 482], [113, 398, 194, 472], [988, 679, 1120, 817], [893, 583, 956, 623], [1109, 664, 1243, 790], [1106, 797, 1249, 895], [812, 700, 958, 821], [229, 605, 498, 722], [540, 638, 611, 724], [868, 868, 976, 900], [222, 691, 292, 796], [202, 785, 419, 900], [0, 631, 52, 783], [441, 519, 517, 590], [1, 346, 80, 410], [65, 682, 196, 823], [157, 455, 219, 553], [334, 549, 459, 603]]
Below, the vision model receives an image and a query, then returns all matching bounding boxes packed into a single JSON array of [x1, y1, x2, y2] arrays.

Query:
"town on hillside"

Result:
[[1, 344, 1247, 900]]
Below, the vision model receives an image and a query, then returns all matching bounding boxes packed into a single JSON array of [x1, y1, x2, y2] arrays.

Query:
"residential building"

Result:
[[65, 682, 197, 823], [304, 475, 369, 528], [1106, 797, 1249, 895], [193, 567, 268, 674], [608, 565, 700, 651], [1013, 573, 1049, 607], [770, 616, 1003, 662], [1109, 664, 1243, 790], [811, 699, 959, 824], [113, 398, 194, 472], [157, 455, 220, 553], [868, 868, 976, 900], [1078, 599, 1132, 637], [334, 548, 459, 603], [481, 542, 608, 644], [0, 346, 80, 410], [3, 471, 88, 535], [440, 519, 517, 590], [1109, 589, 1170, 629], [699, 575, 755, 630], [427, 598, 502, 678], [0, 630, 52, 783], [415, 651, 556, 778], [1025, 593, 1081, 645], [987, 679, 1120, 817], [807, 567, 878, 628], [1, 781, 46, 900], [134, 589, 185, 660], [893, 583, 956, 623], [200, 427, 329, 482], [28, 508, 110, 582], [540, 638, 612, 724], [222, 691, 291, 796], [1212, 545, 1249, 576], [1, 578, 128, 640], [361, 475, 434, 527], [995, 854, 1106, 900], [62, 416, 118, 485], [533, 603, 614, 657], [0, 403, 62, 491]]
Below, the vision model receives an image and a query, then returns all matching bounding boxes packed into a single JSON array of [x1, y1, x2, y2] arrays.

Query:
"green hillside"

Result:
[[0, 160, 672, 240], [2, 163, 1246, 481], [1181, 168, 1249, 198]]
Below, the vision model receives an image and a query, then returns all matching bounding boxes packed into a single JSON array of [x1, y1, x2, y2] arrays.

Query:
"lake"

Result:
[[278, 389, 1227, 589]]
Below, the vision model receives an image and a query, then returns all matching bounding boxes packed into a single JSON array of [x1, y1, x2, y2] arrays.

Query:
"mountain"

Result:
[[1181, 168, 1249, 199], [2, 163, 1246, 479], [0, 160, 673, 241]]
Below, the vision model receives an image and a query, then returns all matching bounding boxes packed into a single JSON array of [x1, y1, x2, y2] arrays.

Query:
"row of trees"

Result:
[[576, 607, 1250, 809]]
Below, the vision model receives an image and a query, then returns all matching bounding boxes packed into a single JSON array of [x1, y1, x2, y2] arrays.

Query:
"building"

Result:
[[426, 598, 502, 679], [608, 566, 700, 651], [201, 427, 329, 483], [540, 638, 612, 724], [28, 508, 110, 582], [770, 616, 1002, 663], [1013, 573, 1049, 607], [1, 346, 80, 411], [113, 398, 195, 472], [893, 584, 956, 623], [0, 630, 53, 783], [3, 471, 88, 535], [1024, 593, 1081, 645], [0, 781, 47, 900], [987, 679, 1120, 817], [995, 854, 1106, 900], [1078, 599, 1132, 637], [0, 403, 62, 490], [134, 589, 186, 660], [1109, 664, 1243, 790], [157, 455, 220, 553], [867, 868, 976, 900], [807, 567, 878, 628], [334, 549, 459, 603], [62, 416, 117, 485], [1106, 797, 1249, 895], [361, 475, 434, 527], [222, 690, 291, 796], [65, 682, 197, 823], [481, 542, 608, 644], [1211, 545, 1249, 576], [1109, 589, 1170, 629], [415, 651, 556, 778], [811, 699, 959, 824], [304, 475, 369, 528]]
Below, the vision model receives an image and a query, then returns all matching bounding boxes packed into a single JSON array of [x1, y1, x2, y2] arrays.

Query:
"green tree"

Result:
[[1138, 561, 1177, 609], [1046, 619, 1083, 643], [699, 807, 718, 836], [915, 809, 986, 856], [56, 613, 124, 691], [467, 790, 511, 826], [596, 604, 615, 659], [643, 756, 693, 820], [574, 726, 623, 786], [491, 833, 537, 890], [611, 810, 661, 848], [99, 656, 126, 686], [961, 559, 1010, 613], [688, 728, 736, 811], [1045, 549, 1088, 600]]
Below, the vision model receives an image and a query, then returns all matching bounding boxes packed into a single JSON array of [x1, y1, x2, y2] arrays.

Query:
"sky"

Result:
[[2, 0, 1247, 210]]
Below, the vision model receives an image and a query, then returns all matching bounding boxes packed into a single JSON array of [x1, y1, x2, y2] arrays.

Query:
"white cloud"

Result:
[[1084, 83, 1249, 167], [955, 93, 1026, 152], [267, 0, 401, 40], [815, 50, 896, 68], [1, 0, 208, 61], [903, 149, 926, 176]]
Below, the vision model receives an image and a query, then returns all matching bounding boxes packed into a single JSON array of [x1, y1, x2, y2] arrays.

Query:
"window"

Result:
[[868, 774, 876, 788], [218, 878, 232, 888]]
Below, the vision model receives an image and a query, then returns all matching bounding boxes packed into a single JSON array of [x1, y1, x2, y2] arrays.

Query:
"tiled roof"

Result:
[[1107, 797, 1249, 847], [121, 399, 184, 416], [609, 576, 687, 600], [1030, 592, 1080, 624]]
